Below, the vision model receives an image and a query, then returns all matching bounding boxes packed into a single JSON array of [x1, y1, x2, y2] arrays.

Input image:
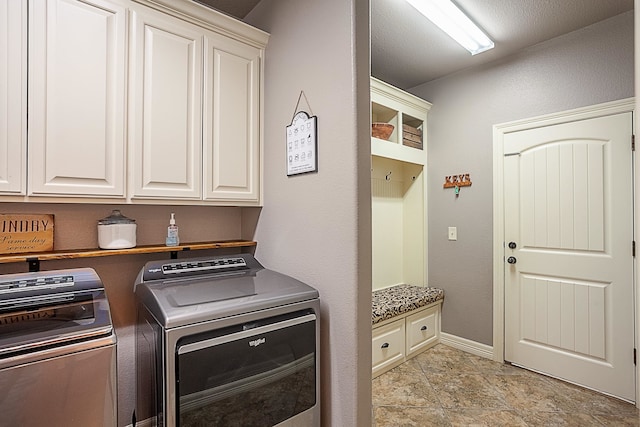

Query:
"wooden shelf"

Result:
[[0, 240, 257, 271]]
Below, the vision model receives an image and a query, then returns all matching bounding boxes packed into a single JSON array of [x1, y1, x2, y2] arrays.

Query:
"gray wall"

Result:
[[411, 11, 634, 346], [246, 0, 372, 425]]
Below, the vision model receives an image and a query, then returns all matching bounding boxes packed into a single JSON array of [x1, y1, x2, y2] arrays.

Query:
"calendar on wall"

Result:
[[286, 111, 318, 176]]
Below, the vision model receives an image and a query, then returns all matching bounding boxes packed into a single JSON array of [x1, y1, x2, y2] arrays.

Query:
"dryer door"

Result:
[[175, 310, 316, 426]]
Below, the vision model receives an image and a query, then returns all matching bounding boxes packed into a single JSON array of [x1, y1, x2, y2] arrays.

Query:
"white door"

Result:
[[0, 0, 26, 194], [203, 30, 261, 203], [29, 0, 126, 197], [129, 4, 203, 200], [503, 111, 635, 402]]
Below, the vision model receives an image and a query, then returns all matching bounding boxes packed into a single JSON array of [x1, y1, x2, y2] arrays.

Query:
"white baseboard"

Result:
[[440, 332, 494, 360]]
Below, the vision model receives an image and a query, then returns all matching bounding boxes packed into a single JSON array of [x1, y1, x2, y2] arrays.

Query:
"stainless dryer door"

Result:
[[175, 310, 316, 427]]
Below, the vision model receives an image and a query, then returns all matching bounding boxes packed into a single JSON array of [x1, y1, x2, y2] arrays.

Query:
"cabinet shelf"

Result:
[[0, 240, 257, 271], [371, 137, 425, 165]]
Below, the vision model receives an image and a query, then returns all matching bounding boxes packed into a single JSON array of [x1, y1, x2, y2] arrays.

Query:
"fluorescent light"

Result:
[[406, 0, 494, 55]]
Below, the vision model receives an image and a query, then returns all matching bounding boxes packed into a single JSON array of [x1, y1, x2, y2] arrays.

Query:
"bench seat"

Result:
[[372, 284, 444, 325]]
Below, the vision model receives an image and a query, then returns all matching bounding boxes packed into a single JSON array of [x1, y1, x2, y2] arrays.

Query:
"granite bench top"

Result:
[[372, 284, 444, 325]]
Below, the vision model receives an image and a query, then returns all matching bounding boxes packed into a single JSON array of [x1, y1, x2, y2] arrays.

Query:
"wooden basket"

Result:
[[372, 123, 394, 140]]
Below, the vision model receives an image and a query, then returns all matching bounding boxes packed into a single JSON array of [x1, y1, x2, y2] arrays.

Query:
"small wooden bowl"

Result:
[[372, 123, 394, 140]]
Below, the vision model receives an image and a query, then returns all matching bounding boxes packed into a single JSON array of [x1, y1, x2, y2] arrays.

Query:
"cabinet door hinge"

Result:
[[633, 241, 636, 257], [633, 135, 636, 151], [634, 348, 637, 365]]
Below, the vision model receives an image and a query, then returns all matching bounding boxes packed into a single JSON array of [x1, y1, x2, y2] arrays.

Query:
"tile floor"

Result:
[[372, 344, 640, 426]]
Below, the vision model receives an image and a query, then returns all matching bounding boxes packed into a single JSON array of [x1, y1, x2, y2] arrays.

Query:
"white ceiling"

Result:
[[197, 0, 634, 90], [373, 0, 633, 89]]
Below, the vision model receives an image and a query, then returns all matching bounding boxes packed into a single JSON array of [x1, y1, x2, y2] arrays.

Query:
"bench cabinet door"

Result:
[[372, 319, 405, 378], [405, 306, 438, 357]]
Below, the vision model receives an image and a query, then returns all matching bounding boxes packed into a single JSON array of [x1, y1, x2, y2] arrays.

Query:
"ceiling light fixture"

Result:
[[406, 0, 494, 55]]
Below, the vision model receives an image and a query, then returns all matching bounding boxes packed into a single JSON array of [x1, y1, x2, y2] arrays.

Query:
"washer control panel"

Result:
[[161, 257, 247, 274]]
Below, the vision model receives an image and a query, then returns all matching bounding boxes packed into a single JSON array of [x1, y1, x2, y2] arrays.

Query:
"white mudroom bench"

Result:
[[371, 284, 444, 378]]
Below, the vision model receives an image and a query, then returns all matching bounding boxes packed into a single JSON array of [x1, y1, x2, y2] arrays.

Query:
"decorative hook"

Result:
[[385, 172, 392, 181]]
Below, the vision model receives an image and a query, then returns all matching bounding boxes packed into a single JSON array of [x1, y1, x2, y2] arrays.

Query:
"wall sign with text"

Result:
[[0, 214, 54, 254], [286, 111, 318, 176]]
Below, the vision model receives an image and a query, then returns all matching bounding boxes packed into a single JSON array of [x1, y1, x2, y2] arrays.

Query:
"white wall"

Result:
[[411, 11, 634, 346], [245, 0, 372, 425]]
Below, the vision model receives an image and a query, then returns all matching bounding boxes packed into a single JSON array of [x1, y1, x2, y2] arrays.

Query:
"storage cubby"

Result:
[[370, 77, 431, 290], [371, 101, 399, 143], [371, 77, 430, 165], [371, 156, 425, 290], [402, 113, 423, 150]]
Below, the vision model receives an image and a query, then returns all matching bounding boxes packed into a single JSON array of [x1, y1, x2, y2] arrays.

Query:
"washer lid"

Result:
[[0, 268, 114, 357], [0, 289, 113, 356], [135, 261, 319, 328]]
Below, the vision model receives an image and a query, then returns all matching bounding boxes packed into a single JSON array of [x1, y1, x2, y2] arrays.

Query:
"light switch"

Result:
[[448, 227, 457, 241]]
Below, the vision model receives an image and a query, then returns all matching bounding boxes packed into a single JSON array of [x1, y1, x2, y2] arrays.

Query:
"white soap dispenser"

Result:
[[166, 213, 179, 246]]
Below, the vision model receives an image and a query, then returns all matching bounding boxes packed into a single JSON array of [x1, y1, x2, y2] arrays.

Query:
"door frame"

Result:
[[492, 98, 637, 405]]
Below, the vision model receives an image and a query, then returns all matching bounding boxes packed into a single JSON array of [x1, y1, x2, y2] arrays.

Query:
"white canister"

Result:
[[98, 210, 137, 249]]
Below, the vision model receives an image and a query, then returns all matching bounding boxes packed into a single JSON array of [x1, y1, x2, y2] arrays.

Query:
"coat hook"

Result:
[[385, 172, 392, 181]]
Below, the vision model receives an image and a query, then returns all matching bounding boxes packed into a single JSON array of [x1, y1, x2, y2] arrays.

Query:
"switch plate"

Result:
[[448, 227, 457, 241]]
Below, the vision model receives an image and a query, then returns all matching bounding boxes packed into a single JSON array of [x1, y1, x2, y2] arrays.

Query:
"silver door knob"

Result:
[[507, 256, 517, 264]]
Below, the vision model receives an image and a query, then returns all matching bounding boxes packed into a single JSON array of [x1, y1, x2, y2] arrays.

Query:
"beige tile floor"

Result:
[[372, 344, 640, 426]]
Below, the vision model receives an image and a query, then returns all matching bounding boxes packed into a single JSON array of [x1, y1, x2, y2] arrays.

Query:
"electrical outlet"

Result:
[[448, 227, 457, 241]]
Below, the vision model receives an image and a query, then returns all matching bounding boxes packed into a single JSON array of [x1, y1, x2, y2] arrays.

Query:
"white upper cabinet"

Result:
[[370, 77, 430, 166], [203, 32, 261, 203], [28, 0, 127, 197], [0, 0, 267, 205], [129, 4, 203, 200], [130, 3, 264, 204], [0, 0, 27, 194]]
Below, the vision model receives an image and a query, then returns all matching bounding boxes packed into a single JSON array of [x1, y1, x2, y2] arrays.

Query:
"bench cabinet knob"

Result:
[[420, 325, 428, 331], [381, 342, 389, 349]]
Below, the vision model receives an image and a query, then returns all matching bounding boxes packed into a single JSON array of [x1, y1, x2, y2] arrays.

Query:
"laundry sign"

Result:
[[0, 214, 54, 254]]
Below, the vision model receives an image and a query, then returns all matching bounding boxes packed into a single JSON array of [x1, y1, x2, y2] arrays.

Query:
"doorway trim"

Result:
[[492, 97, 636, 403]]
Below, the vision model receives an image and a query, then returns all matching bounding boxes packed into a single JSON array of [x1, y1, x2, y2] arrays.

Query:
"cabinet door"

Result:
[[405, 305, 438, 357], [372, 319, 405, 377], [130, 5, 202, 200], [0, 0, 27, 194], [203, 32, 261, 203], [28, 0, 126, 197]]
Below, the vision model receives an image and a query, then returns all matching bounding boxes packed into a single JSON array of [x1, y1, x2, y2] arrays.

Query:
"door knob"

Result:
[[508, 241, 517, 249], [507, 256, 517, 264]]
